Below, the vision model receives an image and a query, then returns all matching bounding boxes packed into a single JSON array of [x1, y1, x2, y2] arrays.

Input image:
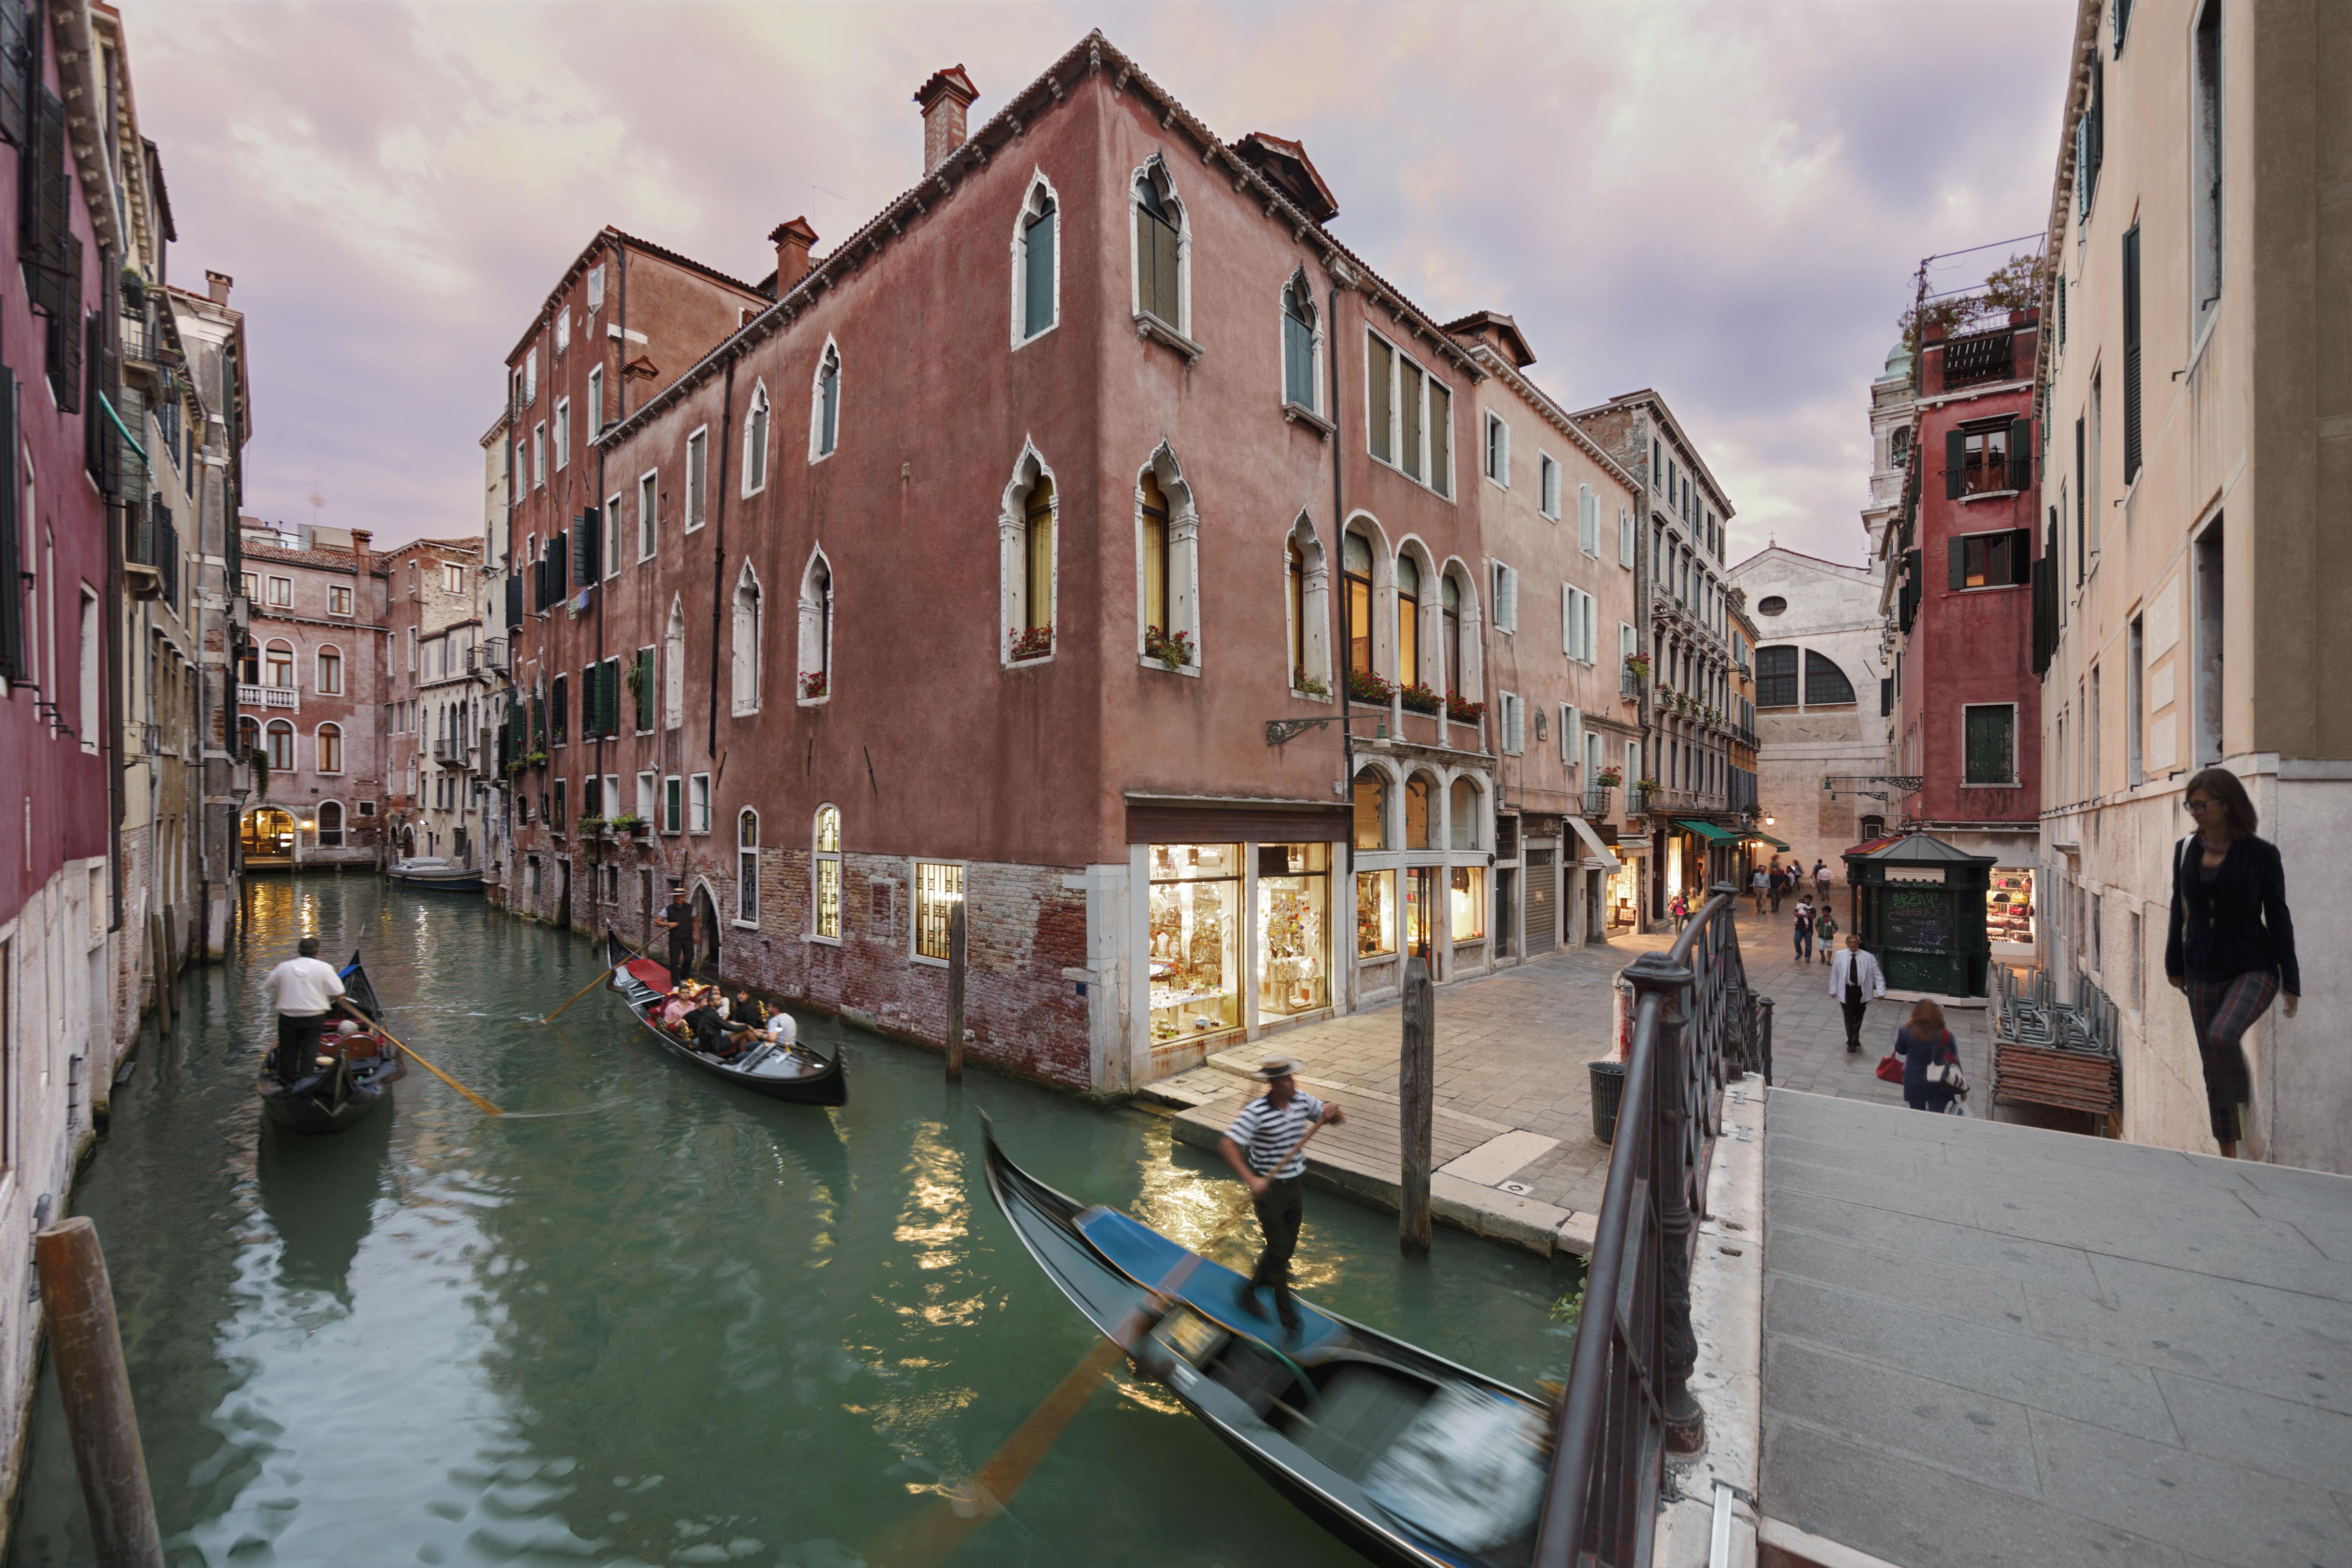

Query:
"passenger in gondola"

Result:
[[682, 998, 757, 1061]]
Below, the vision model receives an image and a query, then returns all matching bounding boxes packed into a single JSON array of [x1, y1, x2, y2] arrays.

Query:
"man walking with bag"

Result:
[[1219, 1055, 1343, 1337], [1827, 932, 1885, 1053]]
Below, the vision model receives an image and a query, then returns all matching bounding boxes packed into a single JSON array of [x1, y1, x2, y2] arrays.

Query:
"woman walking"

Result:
[[1669, 892, 1689, 934], [2166, 768, 2300, 1158], [1894, 999, 1962, 1113]]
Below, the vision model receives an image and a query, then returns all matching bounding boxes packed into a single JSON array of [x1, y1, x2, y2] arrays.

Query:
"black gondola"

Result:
[[982, 1122, 1553, 1568], [602, 931, 847, 1106], [256, 952, 409, 1135]]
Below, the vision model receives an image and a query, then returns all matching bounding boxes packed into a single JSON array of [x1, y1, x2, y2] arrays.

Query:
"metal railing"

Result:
[[1535, 884, 1770, 1567], [1583, 787, 1614, 818]]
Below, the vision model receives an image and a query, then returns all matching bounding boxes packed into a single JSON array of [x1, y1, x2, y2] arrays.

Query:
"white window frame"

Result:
[[1278, 268, 1324, 418], [1490, 561, 1518, 634], [602, 492, 622, 581], [586, 366, 604, 440], [809, 339, 841, 463], [733, 560, 764, 715], [664, 595, 686, 731], [735, 809, 761, 927], [1011, 170, 1062, 347], [1000, 446, 1058, 666], [796, 550, 831, 703], [532, 422, 546, 488], [266, 575, 293, 609], [1559, 702, 1582, 768], [586, 263, 605, 313], [554, 309, 570, 356], [910, 859, 968, 967], [637, 469, 658, 562], [812, 804, 843, 943], [314, 722, 343, 775], [1483, 412, 1511, 489], [78, 587, 99, 752], [661, 774, 683, 834], [1365, 328, 1455, 500], [315, 642, 344, 695], [327, 585, 352, 616], [1134, 446, 1203, 677], [1128, 156, 1193, 341], [1538, 452, 1560, 519], [443, 564, 466, 595], [1499, 691, 1524, 756], [553, 397, 570, 469], [741, 381, 770, 496], [688, 772, 712, 835], [523, 347, 537, 404], [1578, 484, 1600, 557], [635, 770, 657, 825], [684, 426, 709, 533]]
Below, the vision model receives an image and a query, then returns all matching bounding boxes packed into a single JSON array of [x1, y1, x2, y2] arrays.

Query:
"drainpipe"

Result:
[[1328, 272, 1352, 1004], [707, 359, 735, 760]]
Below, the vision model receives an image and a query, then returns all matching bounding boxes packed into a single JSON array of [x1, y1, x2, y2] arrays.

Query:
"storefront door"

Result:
[[1405, 866, 1440, 965]]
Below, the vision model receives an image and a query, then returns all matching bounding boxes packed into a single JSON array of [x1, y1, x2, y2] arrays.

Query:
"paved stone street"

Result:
[[1147, 893, 1990, 1252]]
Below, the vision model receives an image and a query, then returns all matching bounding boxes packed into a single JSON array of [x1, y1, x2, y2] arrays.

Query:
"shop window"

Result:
[[1356, 870, 1396, 958], [1147, 844, 1240, 1044], [1258, 843, 1330, 1020], [813, 805, 842, 940], [1988, 867, 2036, 948], [1352, 769, 1390, 851], [1404, 773, 1436, 850], [1449, 866, 1486, 941], [1448, 777, 1482, 850], [914, 861, 964, 960]]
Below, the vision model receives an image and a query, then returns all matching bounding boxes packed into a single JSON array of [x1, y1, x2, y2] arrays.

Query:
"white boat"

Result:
[[386, 857, 485, 893]]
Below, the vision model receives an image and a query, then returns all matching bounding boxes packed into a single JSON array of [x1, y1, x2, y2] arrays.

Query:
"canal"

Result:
[[10, 877, 1578, 1568]]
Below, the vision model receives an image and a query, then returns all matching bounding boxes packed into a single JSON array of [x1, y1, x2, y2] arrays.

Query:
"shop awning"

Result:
[[1673, 818, 1740, 845], [1567, 814, 1616, 866], [1752, 832, 1790, 851]]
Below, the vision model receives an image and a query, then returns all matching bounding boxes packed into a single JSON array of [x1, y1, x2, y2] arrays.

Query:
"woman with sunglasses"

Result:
[[2166, 768, 2300, 1158]]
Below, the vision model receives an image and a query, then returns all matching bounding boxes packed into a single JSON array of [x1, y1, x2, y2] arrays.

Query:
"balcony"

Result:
[[240, 683, 299, 712], [1625, 784, 1654, 818], [1940, 326, 2018, 391], [1621, 664, 1644, 698], [466, 639, 509, 676], [1582, 787, 1614, 817]]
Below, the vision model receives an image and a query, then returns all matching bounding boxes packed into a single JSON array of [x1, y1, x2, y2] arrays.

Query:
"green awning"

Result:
[[1753, 833, 1791, 851], [1673, 819, 1740, 845]]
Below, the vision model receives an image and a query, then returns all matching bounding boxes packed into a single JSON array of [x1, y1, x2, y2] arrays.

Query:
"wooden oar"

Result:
[[880, 1116, 1330, 1563], [368, 1019, 503, 1116], [541, 931, 659, 1026]]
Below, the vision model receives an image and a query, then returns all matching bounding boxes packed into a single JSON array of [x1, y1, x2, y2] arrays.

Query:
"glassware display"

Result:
[[1987, 867, 2036, 946], [1449, 865, 1486, 941], [1148, 844, 1241, 1044], [1257, 843, 1329, 1019], [1357, 870, 1396, 957]]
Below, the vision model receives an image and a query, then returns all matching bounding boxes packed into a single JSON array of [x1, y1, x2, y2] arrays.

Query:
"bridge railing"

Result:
[[1534, 881, 1769, 1567]]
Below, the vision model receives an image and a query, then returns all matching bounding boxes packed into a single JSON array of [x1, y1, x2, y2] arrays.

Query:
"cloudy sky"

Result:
[[122, 0, 2075, 566]]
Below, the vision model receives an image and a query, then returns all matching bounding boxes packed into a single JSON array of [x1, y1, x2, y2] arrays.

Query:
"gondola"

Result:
[[256, 952, 409, 1135], [602, 931, 848, 1106], [982, 1121, 1553, 1568]]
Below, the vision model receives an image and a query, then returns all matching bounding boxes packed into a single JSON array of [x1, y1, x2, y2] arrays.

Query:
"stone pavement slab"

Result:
[[1760, 1088, 2352, 1568]]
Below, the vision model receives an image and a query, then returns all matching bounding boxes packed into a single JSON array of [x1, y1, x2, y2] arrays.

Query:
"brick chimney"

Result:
[[351, 529, 372, 572], [914, 65, 979, 175], [769, 217, 819, 295], [205, 270, 233, 305]]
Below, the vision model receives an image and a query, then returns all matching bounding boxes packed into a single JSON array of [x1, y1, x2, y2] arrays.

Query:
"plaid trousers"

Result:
[[2181, 971, 2280, 1145]]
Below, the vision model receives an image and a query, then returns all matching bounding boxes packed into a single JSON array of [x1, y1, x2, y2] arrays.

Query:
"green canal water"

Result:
[[10, 878, 1578, 1568]]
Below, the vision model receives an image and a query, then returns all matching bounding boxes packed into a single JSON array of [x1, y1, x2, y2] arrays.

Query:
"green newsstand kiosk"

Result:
[[1841, 831, 1997, 997]]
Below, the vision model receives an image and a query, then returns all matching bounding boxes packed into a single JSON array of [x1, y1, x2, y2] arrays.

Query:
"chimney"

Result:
[[914, 65, 979, 175], [205, 270, 233, 305], [351, 529, 372, 574], [769, 217, 819, 295]]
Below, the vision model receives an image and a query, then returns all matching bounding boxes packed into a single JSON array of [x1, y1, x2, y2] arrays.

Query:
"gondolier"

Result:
[[654, 881, 695, 989], [260, 936, 361, 1083], [1220, 1054, 1343, 1335]]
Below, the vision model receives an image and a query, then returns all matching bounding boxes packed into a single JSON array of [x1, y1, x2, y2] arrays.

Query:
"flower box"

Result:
[[1143, 625, 1193, 670], [1445, 692, 1487, 725], [1007, 625, 1053, 662], [1292, 667, 1330, 699], [1596, 771, 1623, 788], [799, 670, 829, 699], [608, 813, 648, 837], [1398, 682, 1442, 715], [1347, 668, 1395, 705]]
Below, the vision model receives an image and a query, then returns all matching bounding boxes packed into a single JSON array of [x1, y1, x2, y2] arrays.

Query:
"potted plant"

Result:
[[1398, 681, 1442, 715], [1142, 625, 1193, 670], [526, 749, 550, 770], [1445, 691, 1486, 725], [1008, 625, 1053, 662], [576, 812, 606, 837], [1595, 768, 1623, 789], [1293, 666, 1330, 699], [1624, 654, 1651, 681], [608, 812, 649, 839], [799, 669, 829, 699], [1347, 668, 1395, 705]]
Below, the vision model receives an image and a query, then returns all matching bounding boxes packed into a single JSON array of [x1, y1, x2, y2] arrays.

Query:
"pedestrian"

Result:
[[1827, 933, 1885, 1053], [1768, 863, 1787, 914], [654, 881, 696, 990], [1792, 897, 1813, 963], [1813, 905, 1838, 963], [1669, 892, 1689, 933], [1813, 859, 1832, 899], [1894, 999, 1963, 1113], [1218, 1054, 1344, 1336], [1750, 864, 1769, 916], [2165, 768, 2300, 1159], [259, 936, 360, 1083]]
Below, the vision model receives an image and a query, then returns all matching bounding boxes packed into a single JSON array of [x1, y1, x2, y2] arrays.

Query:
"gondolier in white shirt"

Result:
[[260, 936, 361, 1083], [1220, 1054, 1344, 1336]]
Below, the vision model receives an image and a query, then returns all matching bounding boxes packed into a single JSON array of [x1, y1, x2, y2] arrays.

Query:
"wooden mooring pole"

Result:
[[945, 901, 967, 1084], [33, 1217, 164, 1568], [1399, 956, 1434, 1255]]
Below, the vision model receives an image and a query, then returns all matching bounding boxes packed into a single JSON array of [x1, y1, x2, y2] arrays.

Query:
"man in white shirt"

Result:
[[1749, 865, 1769, 916], [261, 937, 355, 1082], [1220, 1054, 1343, 1335], [1827, 933, 1886, 1053]]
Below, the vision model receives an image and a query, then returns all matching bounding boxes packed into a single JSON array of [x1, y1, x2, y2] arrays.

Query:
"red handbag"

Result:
[[1875, 1053, 1905, 1084]]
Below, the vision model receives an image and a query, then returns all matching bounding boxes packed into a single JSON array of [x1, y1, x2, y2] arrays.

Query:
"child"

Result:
[[1813, 906, 1838, 963]]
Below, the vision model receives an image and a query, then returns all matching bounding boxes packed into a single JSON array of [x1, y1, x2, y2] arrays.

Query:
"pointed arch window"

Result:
[[1140, 473, 1171, 638], [1015, 178, 1059, 343], [811, 343, 840, 461], [797, 554, 831, 702], [732, 563, 763, 715], [1343, 532, 1375, 679], [813, 804, 842, 940], [1133, 161, 1187, 333], [1285, 518, 1331, 697], [736, 809, 760, 926], [742, 383, 770, 494], [1282, 273, 1319, 413], [1289, 539, 1307, 675], [663, 598, 686, 729]]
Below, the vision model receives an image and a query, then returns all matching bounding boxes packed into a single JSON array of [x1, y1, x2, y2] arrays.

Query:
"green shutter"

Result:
[[2007, 418, 2032, 491], [636, 649, 654, 731], [0, 370, 19, 678], [1945, 428, 1966, 499], [1024, 208, 1055, 337], [1949, 537, 1967, 591], [2121, 224, 2142, 483]]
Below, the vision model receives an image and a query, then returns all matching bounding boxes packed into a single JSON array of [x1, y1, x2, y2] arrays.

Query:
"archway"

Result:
[[692, 883, 722, 980], [242, 808, 296, 857]]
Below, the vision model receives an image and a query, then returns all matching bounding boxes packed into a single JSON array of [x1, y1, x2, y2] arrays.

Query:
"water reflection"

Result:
[[11, 876, 1577, 1568]]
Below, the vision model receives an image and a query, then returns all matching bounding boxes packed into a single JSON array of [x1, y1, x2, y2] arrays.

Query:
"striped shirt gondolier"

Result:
[[1227, 1091, 1326, 1179]]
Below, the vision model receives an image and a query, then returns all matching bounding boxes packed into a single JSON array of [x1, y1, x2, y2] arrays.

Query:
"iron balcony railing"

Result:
[[1624, 784, 1654, 817], [1533, 886, 1771, 1567], [1583, 787, 1614, 818], [1622, 665, 1643, 698]]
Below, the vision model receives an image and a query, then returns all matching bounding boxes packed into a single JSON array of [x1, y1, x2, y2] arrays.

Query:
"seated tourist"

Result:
[[682, 1002, 755, 1060]]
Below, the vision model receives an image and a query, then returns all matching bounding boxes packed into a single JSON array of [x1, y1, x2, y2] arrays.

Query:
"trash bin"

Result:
[[1589, 1059, 1627, 1144]]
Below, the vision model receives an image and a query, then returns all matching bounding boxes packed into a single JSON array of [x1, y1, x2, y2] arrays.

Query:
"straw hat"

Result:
[[1250, 1054, 1303, 1083]]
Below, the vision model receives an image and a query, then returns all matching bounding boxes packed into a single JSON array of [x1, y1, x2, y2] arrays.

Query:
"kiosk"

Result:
[[1841, 831, 1997, 997]]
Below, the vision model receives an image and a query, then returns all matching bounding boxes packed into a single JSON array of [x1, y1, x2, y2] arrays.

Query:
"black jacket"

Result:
[[2165, 833, 2299, 995]]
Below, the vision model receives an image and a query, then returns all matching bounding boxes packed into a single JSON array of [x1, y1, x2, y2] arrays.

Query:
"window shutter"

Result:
[[2008, 529, 2034, 587], [1500, 565, 1518, 631], [1880, 677, 1893, 718], [1561, 583, 1574, 656], [637, 649, 654, 731], [1565, 703, 1581, 767], [0, 370, 19, 678], [1945, 428, 1966, 500], [1948, 537, 1967, 591], [0, 0, 29, 148], [505, 572, 523, 628], [47, 241, 81, 410], [2007, 418, 2033, 491], [2121, 225, 2142, 484], [602, 659, 621, 736], [85, 307, 118, 486]]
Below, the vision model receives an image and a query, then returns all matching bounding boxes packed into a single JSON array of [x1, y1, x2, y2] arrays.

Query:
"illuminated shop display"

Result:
[[1357, 870, 1396, 958], [1987, 866, 2035, 947], [1449, 865, 1486, 941], [1149, 844, 1242, 1044], [1257, 843, 1329, 1019]]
